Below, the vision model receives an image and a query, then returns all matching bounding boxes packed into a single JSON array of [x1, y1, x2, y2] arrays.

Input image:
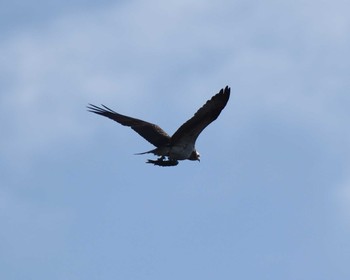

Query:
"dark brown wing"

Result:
[[171, 86, 230, 145], [87, 104, 171, 147]]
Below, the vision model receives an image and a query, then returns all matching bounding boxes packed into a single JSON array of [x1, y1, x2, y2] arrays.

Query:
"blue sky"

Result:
[[1, 0, 350, 279]]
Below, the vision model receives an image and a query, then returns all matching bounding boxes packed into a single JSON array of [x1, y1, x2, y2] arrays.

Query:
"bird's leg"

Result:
[[146, 156, 165, 165]]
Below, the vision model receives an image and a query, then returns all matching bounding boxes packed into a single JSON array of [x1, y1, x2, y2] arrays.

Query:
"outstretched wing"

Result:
[[87, 104, 171, 147], [171, 86, 230, 145]]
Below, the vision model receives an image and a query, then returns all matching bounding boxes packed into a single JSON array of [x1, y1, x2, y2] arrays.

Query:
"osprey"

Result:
[[87, 86, 230, 166]]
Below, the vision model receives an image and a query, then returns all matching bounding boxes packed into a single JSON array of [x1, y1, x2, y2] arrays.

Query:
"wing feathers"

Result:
[[87, 104, 170, 147], [171, 86, 230, 144], [87, 86, 230, 151]]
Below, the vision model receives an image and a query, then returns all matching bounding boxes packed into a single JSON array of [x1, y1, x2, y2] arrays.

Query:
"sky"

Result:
[[1, 0, 350, 279]]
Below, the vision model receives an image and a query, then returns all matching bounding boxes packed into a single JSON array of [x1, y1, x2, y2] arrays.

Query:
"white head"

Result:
[[189, 150, 200, 161]]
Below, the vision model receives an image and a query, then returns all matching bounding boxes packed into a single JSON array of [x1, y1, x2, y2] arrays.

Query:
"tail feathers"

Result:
[[134, 149, 155, 155]]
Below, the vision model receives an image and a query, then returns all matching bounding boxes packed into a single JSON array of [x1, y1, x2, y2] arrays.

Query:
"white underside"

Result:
[[168, 143, 195, 160], [149, 143, 195, 160]]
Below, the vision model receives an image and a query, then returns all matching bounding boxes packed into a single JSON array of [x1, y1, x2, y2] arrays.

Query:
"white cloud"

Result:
[[1, 2, 350, 278], [1, 0, 349, 169]]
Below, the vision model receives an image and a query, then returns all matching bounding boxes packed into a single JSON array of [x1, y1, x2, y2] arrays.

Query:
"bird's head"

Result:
[[189, 150, 200, 162]]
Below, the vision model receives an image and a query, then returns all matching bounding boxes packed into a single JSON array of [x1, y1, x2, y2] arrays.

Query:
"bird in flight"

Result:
[[87, 86, 230, 166]]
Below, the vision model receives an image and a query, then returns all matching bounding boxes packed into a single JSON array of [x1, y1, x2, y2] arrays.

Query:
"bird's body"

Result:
[[140, 140, 196, 159], [87, 86, 230, 166]]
